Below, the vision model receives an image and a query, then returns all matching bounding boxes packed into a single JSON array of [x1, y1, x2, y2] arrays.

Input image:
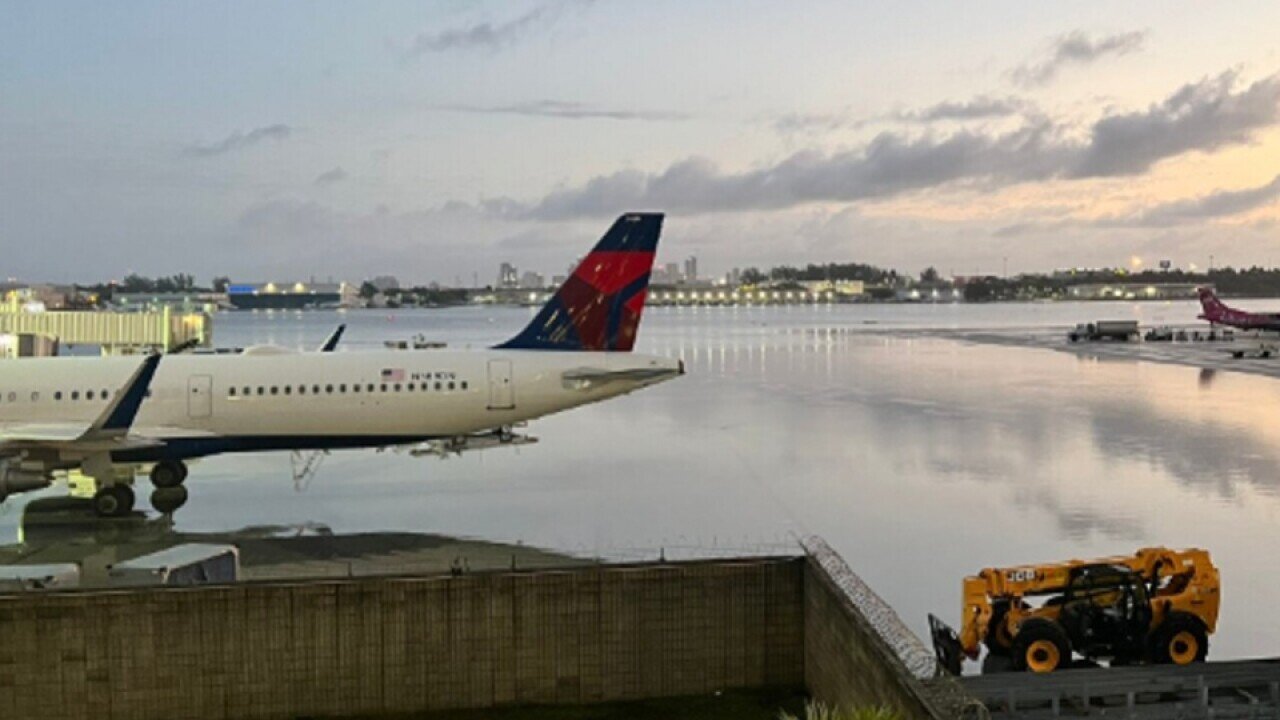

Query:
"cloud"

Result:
[[997, 174, 1280, 236], [1114, 174, 1280, 227], [775, 96, 1029, 135], [895, 95, 1029, 122], [400, 0, 592, 58], [436, 100, 689, 122], [1072, 69, 1280, 176], [1012, 30, 1147, 87], [184, 124, 293, 157], [515, 70, 1280, 219], [314, 167, 348, 186]]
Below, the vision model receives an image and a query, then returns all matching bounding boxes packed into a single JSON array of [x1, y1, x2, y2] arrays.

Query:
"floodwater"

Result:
[[3, 300, 1278, 660]]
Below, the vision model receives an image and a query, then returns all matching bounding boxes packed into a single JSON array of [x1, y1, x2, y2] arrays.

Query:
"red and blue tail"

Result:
[[499, 213, 663, 352]]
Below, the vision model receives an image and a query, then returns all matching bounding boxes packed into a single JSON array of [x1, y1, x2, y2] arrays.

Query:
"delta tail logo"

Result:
[[499, 214, 663, 352]]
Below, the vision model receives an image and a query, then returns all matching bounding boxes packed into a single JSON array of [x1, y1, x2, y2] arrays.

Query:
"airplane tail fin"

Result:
[[1197, 286, 1227, 320], [498, 213, 663, 352]]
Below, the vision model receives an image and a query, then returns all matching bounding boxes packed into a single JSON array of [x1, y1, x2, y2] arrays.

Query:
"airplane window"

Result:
[[325, 384, 334, 393], [461, 381, 468, 390], [257, 387, 265, 396], [380, 384, 387, 392], [54, 391, 62, 401], [339, 384, 347, 393], [353, 384, 361, 393], [448, 381, 455, 390], [72, 391, 79, 400], [243, 387, 250, 396], [284, 386, 292, 395], [31, 392, 39, 402], [229, 387, 236, 397], [407, 383, 414, 391], [298, 385, 306, 394], [101, 388, 109, 398], [434, 382, 442, 391], [394, 384, 401, 392], [86, 391, 95, 400], [313, 385, 321, 394], [270, 386, 279, 395], [367, 383, 375, 392]]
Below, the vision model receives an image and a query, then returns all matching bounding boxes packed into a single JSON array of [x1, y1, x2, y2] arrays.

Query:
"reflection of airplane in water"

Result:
[[0, 214, 682, 517], [1197, 287, 1280, 358], [0, 495, 581, 588]]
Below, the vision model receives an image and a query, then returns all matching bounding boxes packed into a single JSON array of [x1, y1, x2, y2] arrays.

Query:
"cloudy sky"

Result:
[[3, 1, 1280, 285]]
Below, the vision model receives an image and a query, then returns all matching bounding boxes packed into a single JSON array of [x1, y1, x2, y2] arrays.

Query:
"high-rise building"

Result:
[[684, 256, 698, 283], [499, 263, 518, 289], [370, 275, 400, 291], [664, 263, 680, 283], [519, 271, 545, 289]]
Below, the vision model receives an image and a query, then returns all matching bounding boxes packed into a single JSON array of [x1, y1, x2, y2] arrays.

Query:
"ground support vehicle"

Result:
[[930, 547, 1220, 674]]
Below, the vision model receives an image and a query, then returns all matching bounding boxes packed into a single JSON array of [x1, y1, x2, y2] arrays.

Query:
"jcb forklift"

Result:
[[930, 547, 1220, 674]]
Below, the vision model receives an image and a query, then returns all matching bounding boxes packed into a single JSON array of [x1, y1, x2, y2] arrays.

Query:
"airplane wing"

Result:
[[0, 354, 163, 453]]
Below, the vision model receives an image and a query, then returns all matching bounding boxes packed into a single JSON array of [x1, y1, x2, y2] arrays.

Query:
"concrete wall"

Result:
[[0, 558, 804, 720], [802, 537, 951, 720]]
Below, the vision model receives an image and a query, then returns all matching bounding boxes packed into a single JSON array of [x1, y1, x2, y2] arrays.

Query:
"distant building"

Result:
[[650, 262, 683, 286], [1068, 283, 1199, 300], [225, 281, 356, 310], [4, 285, 72, 311], [550, 275, 567, 287], [112, 291, 221, 312], [800, 280, 865, 298], [498, 263, 518, 289], [519, 271, 545, 289], [684, 256, 698, 283]]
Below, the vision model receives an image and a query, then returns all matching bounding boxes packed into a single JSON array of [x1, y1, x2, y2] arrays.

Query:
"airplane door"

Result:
[[188, 375, 213, 419], [487, 360, 515, 410]]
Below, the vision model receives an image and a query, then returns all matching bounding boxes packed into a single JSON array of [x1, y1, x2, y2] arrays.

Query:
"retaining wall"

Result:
[[0, 558, 804, 720]]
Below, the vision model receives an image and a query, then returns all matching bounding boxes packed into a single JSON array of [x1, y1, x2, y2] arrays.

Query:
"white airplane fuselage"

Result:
[[0, 348, 681, 466]]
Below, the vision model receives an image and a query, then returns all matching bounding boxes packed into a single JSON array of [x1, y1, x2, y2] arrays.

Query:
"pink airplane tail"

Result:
[[1197, 286, 1227, 321]]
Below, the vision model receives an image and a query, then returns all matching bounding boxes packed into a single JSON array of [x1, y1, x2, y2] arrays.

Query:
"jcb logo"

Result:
[[1008, 569, 1036, 583]]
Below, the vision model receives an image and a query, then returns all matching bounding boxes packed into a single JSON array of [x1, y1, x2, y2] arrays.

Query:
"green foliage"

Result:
[[778, 702, 902, 720], [120, 273, 197, 293], [768, 262, 897, 285]]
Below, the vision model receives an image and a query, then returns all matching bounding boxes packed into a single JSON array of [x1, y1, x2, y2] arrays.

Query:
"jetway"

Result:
[[0, 304, 211, 355]]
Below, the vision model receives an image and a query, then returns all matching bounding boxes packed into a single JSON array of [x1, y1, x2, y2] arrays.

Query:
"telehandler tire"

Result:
[[1012, 618, 1071, 673], [1151, 612, 1209, 665]]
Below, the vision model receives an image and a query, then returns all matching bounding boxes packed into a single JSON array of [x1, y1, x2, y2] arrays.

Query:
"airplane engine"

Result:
[[0, 459, 51, 502]]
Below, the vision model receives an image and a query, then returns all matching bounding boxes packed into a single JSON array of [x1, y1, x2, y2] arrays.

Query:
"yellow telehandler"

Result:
[[930, 547, 1220, 674]]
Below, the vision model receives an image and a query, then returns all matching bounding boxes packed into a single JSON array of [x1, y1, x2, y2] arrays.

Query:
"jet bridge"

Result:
[[0, 304, 211, 355]]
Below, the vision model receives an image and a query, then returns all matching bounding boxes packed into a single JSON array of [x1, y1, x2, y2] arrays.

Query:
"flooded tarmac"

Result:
[[1, 300, 1277, 659]]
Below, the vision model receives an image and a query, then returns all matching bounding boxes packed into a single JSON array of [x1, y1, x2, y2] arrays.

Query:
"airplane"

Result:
[[0, 213, 682, 517], [1197, 286, 1280, 331]]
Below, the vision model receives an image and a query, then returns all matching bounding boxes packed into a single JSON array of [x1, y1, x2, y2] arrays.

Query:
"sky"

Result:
[[2, 0, 1280, 285]]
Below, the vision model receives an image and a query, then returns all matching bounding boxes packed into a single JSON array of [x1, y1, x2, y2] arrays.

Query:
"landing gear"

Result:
[[150, 486, 189, 515], [149, 460, 188, 489], [92, 484, 135, 518]]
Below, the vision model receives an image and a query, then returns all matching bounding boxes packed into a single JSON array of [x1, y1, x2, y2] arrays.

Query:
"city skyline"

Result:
[[4, 2, 1280, 285]]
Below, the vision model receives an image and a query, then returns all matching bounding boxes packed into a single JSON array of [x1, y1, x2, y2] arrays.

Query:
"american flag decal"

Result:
[[381, 368, 405, 382]]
